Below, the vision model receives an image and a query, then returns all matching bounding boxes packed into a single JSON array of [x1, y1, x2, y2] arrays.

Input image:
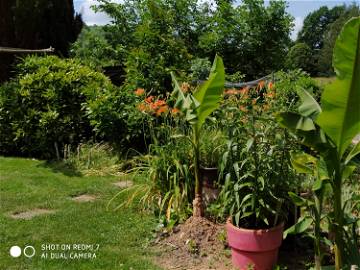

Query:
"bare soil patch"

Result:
[[113, 180, 133, 188], [9, 209, 56, 220], [153, 217, 236, 270], [71, 194, 97, 202]]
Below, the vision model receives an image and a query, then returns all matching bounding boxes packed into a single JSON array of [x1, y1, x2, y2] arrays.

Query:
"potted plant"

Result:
[[171, 54, 225, 217], [199, 129, 227, 205], [218, 85, 294, 269]]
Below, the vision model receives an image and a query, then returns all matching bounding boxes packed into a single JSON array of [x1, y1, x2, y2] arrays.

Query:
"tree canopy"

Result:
[[0, 0, 83, 82], [72, 0, 293, 94]]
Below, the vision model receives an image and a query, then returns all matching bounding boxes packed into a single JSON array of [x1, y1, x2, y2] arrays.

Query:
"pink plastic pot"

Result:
[[226, 218, 284, 270]]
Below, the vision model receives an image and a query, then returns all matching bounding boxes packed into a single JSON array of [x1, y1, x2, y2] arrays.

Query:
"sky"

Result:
[[73, 0, 358, 40]]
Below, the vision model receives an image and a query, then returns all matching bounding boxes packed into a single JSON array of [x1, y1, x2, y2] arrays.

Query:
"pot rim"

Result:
[[226, 217, 284, 233], [199, 166, 218, 170]]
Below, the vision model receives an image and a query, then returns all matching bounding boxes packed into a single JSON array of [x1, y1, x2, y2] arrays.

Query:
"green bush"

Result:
[[285, 43, 316, 75], [210, 85, 300, 227], [86, 84, 149, 153], [274, 70, 323, 107], [0, 56, 113, 158]]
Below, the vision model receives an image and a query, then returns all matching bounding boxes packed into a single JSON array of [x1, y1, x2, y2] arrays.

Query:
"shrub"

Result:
[[285, 43, 316, 75], [0, 56, 113, 159], [0, 81, 23, 156], [86, 85, 149, 153], [274, 70, 323, 107], [210, 83, 300, 227]]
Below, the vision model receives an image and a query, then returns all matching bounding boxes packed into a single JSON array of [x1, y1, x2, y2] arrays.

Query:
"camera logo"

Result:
[[10, 245, 36, 258]]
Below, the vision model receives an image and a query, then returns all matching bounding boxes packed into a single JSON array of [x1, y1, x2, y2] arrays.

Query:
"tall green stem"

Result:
[[251, 113, 259, 226], [192, 128, 203, 217], [314, 194, 322, 270], [333, 165, 343, 269]]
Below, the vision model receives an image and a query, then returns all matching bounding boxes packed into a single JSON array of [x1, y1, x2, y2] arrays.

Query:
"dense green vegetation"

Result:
[[0, 0, 359, 269], [0, 0, 83, 82], [288, 4, 360, 76], [72, 0, 293, 94]]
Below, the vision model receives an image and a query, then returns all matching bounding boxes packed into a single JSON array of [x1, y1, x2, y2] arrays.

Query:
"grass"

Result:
[[0, 156, 161, 270]]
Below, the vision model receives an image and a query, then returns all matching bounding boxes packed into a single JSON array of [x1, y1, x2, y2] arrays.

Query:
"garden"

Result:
[[0, 1, 359, 269]]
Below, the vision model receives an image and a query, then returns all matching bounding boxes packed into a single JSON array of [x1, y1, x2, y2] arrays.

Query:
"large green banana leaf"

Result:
[[171, 55, 225, 132], [193, 55, 225, 134], [316, 17, 360, 158]]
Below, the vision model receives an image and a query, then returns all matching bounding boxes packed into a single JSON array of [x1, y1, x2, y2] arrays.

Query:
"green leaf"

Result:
[[341, 164, 357, 181], [297, 87, 322, 119], [276, 112, 330, 152], [170, 73, 198, 122], [345, 141, 360, 164], [312, 179, 323, 191], [283, 216, 313, 239], [289, 192, 311, 207], [277, 112, 316, 131], [317, 157, 330, 181], [193, 55, 225, 134], [290, 152, 317, 174], [316, 17, 360, 158]]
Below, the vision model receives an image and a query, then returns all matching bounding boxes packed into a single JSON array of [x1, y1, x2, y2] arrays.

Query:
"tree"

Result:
[[285, 43, 315, 74], [70, 25, 120, 69], [297, 5, 345, 50], [0, 0, 83, 82], [199, 0, 293, 79], [87, 0, 293, 89], [317, 4, 360, 76]]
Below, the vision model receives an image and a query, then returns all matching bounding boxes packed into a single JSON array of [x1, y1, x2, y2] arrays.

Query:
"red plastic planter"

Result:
[[226, 218, 284, 270]]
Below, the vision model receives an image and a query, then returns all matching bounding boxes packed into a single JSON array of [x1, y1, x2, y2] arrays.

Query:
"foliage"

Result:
[[274, 70, 323, 105], [171, 55, 225, 217], [63, 143, 121, 176], [297, 5, 345, 50], [70, 26, 122, 69], [77, 0, 293, 93], [277, 17, 360, 269], [283, 151, 332, 270], [295, 4, 360, 76], [0, 0, 83, 82], [318, 4, 360, 76], [210, 82, 299, 228], [93, 0, 194, 94], [108, 103, 194, 226], [199, 0, 294, 78], [190, 58, 212, 81], [199, 129, 227, 168], [86, 85, 149, 153], [134, 137, 194, 226], [285, 43, 315, 75], [0, 56, 112, 159]]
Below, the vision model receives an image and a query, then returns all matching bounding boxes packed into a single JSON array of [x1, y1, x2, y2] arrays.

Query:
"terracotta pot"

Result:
[[226, 218, 284, 270]]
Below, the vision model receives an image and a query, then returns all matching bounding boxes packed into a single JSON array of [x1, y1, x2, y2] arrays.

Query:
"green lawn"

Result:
[[0, 157, 161, 270]]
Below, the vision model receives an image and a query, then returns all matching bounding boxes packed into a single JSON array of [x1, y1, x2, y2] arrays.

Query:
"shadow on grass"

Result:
[[37, 160, 83, 177]]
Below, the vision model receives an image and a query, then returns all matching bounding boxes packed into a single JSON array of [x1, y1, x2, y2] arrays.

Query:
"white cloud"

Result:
[[291, 16, 303, 40], [78, 0, 122, 26]]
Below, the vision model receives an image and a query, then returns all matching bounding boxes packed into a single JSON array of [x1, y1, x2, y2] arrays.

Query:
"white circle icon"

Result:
[[10, 246, 22, 258], [24, 246, 36, 258]]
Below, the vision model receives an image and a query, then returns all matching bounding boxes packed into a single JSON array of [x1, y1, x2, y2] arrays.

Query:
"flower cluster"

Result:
[[135, 88, 180, 117]]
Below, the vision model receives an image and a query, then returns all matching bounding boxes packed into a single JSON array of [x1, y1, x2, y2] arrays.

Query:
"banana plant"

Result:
[[277, 17, 360, 269], [284, 151, 332, 270], [171, 55, 225, 217]]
